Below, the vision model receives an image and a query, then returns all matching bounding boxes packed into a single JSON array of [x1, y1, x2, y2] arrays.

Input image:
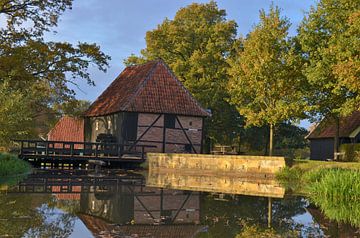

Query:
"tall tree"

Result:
[[298, 0, 360, 154], [228, 6, 305, 156], [124, 1, 242, 145], [0, 0, 110, 148]]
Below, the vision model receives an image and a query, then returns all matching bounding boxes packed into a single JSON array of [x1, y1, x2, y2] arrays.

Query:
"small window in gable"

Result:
[[95, 121, 99, 131], [164, 114, 176, 129], [108, 119, 111, 130]]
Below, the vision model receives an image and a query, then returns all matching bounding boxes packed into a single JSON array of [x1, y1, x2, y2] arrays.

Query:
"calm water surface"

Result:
[[0, 169, 359, 238]]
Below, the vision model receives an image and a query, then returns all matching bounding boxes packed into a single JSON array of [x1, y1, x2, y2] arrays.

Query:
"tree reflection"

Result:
[[197, 194, 320, 238], [0, 194, 78, 237]]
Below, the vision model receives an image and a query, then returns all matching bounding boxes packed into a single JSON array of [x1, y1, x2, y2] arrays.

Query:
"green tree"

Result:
[[124, 1, 242, 145], [298, 0, 360, 154], [0, 0, 110, 148], [228, 6, 305, 156]]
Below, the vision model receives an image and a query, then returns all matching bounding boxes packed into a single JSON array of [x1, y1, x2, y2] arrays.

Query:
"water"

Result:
[[0, 169, 359, 238]]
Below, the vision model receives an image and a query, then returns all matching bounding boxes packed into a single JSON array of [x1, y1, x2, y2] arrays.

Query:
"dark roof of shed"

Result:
[[85, 60, 209, 117], [307, 111, 360, 139]]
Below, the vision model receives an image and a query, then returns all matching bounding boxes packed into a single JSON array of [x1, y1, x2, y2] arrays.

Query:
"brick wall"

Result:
[[136, 113, 203, 153]]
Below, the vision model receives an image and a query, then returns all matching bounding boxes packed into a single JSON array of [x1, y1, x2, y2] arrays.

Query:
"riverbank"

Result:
[[276, 159, 360, 191], [0, 153, 31, 177], [277, 159, 360, 226]]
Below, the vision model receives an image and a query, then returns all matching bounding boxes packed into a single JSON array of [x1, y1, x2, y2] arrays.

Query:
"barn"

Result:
[[83, 59, 210, 154], [307, 111, 360, 160]]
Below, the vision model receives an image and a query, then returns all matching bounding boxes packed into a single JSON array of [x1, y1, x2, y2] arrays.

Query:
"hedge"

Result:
[[339, 143, 360, 162]]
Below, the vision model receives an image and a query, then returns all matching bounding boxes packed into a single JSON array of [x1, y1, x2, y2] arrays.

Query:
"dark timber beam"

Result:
[[128, 114, 162, 151], [175, 116, 197, 153]]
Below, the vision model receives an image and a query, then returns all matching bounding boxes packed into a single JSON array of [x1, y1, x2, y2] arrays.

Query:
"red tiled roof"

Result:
[[85, 60, 210, 117], [307, 111, 360, 139], [47, 116, 84, 142]]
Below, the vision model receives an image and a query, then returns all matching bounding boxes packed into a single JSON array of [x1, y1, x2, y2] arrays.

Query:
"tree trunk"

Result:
[[269, 123, 274, 156], [334, 116, 340, 160]]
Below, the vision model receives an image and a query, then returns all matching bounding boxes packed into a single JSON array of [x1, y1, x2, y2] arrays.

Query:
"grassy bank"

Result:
[[0, 153, 31, 177], [276, 159, 360, 192], [277, 159, 360, 227]]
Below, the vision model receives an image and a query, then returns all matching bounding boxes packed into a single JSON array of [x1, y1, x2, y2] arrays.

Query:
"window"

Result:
[[95, 121, 99, 131], [189, 121, 192, 126], [164, 114, 176, 128], [108, 119, 111, 130]]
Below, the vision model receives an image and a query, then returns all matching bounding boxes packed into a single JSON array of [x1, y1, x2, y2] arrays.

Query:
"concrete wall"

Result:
[[148, 153, 286, 177]]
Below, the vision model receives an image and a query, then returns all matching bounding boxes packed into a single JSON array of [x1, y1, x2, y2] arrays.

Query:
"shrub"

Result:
[[339, 143, 360, 162], [0, 153, 31, 177]]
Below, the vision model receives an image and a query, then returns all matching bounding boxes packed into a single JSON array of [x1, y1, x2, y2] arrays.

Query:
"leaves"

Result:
[[228, 6, 306, 128], [0, 0, 110, 148], [298, 0, 360, 118], [125, 1, 241, 143]]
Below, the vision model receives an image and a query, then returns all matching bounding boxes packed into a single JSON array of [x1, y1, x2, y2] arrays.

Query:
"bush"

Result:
[[0, 153, 31, 177], [339, 143, 360, 162]]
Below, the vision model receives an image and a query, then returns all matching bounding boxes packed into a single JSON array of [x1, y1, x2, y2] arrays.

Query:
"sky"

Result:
[[47, 0, 315, 128]]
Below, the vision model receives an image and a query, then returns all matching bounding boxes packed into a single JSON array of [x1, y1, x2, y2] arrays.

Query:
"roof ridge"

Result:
[[122, 61, 160, 111], [159, 60, 210, 116]]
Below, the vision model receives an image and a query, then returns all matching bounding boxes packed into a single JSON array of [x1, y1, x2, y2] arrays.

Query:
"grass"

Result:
[[276, 159, 360, 227], [0, 153, 31, 177], [276, 159, 360, 193], [307, 168, 360, 227]]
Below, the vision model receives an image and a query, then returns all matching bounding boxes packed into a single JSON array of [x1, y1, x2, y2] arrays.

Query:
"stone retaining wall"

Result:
[[147, 153, 286, 176]]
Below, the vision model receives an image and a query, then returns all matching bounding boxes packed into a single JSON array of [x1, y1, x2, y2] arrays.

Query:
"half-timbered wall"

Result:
[[85, 112, 204, 153], [136, 113, 203, 153]]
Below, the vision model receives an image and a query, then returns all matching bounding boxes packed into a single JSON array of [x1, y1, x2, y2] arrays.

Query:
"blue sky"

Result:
[[45, 0, 315, 128]]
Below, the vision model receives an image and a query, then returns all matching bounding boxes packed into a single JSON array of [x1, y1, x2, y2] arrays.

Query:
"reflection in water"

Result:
[[0, 169, 359, 237], [146, 170, 285, 198]]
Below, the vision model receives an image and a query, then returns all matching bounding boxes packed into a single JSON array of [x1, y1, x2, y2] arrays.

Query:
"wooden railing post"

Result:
[[141, 146, 145, 160], [20, 141, 23, 157], [45, 142, 48, 156], [70, 143, 74, 157]]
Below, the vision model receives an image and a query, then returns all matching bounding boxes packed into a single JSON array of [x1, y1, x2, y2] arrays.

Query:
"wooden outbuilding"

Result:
[[307, 111, 360, 160], [84, 59, 210, 154]]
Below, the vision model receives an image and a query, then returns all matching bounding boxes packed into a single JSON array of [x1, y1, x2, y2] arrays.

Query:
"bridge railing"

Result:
[[13, 139, 156, 161]]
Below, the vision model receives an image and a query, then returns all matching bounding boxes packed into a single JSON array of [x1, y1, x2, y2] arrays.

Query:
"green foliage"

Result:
[[124, 1, 242, 144], [235, 221, 299, 238], [307, 169, 360, 227], [228, 6, 306, 155], [0, 81, 33, 148], [228, 5, 306, 127], [276, 160, 360, 193], [0, 0, 110, 148], [0, 153, 31, 176], [339, 143, 360, 162], [298, 0, 360, 118]]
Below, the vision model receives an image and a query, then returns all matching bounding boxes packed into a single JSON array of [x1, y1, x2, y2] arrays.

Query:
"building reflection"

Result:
[[6, 169, 204, 237], [3, 169, 358, 237], [147, 170, 285, 198]]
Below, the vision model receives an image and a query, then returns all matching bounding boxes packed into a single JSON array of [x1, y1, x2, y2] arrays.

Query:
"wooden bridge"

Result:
[[14, 139, 156, 166]]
